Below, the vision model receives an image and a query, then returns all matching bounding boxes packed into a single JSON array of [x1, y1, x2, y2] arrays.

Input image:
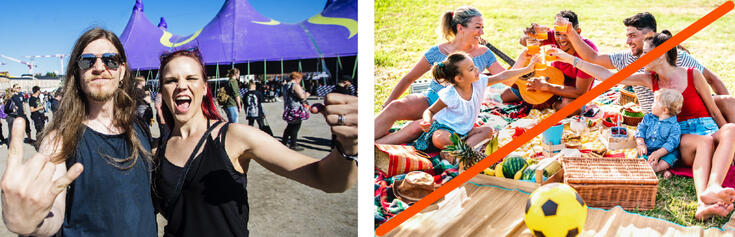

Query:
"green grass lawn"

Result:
[[375, 0, 735, 229]]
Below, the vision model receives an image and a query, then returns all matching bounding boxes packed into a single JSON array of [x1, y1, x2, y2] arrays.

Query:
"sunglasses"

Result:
[[159, 47, 201, 63], [78, 53, 122, 70]]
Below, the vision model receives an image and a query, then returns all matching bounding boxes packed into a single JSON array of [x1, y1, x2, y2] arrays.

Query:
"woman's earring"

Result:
[[119, 79, 123, 88]]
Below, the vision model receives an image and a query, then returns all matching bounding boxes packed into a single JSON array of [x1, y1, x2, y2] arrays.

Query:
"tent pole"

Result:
[[337, 55, 343, 69], [263, 59, 267, 83], [247, 61, 250, 75], [336, 55, 341, 84], [216, 62, 220, 78], [352, 56, 358, 79], [298, 60, 302, 73], [280, 58, 283, 77]]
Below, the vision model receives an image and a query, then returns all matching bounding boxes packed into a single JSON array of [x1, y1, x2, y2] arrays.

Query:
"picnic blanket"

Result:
[[377, 83, 651, 228], [375, 151, 459, 227], [384, 175, 735, 237]]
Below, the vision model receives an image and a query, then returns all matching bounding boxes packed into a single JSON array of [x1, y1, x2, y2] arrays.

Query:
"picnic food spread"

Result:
[[375, 83, 647, 227]]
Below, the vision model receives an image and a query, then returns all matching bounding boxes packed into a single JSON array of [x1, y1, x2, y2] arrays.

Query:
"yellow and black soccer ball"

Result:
[[524, 183, 587, 237]]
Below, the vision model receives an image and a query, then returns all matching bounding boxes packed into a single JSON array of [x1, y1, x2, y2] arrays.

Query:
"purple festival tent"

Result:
[[119, 0, 357, 81]]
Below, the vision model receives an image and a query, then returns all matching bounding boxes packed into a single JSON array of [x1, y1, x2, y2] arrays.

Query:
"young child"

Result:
[[635, 88, 683, 178], [413, 52, 538, 151]]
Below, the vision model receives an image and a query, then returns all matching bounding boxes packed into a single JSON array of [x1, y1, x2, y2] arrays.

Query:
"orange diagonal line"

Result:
[[376, 1, 734, 235]]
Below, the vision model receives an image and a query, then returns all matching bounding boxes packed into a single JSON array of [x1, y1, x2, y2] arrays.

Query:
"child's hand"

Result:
[[637, 144, 648, 157], [648, 154, 659, 166], [420, 120, 432, 132]]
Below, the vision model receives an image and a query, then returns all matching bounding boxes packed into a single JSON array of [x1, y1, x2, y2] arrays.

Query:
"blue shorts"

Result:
[[679, 117, 719, 136], [509, 86, 522, 99], [412, 122, 463, 151], [424, 88, 439, 106], [644, 148, 679, 167]]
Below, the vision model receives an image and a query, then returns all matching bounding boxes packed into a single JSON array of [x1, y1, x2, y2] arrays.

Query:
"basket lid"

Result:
[[561, 157, 658, 185]]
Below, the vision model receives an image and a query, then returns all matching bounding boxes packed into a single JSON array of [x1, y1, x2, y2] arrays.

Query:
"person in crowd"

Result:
[[243, 82, 266, 130], [134, 76, 154, 127], [334, 75, 355, 96], [281, 72, 310, 151], [222, 68, 243, 123], [29, 86, 46, 143], [50, 88, 62, 114], [4, 84, 32, 144]]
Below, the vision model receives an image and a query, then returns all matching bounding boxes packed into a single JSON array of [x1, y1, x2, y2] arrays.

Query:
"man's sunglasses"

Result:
[[78, 53, 122, 70]]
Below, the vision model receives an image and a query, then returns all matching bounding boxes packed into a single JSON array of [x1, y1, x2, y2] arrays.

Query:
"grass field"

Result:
[[375, 0, 735, 229]]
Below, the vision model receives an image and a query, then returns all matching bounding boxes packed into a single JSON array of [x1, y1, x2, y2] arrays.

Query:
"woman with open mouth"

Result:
[[154, 48, 357, 236]]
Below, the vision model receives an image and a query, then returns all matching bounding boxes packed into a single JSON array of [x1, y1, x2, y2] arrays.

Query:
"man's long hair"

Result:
[[43, 27, 150, 169]]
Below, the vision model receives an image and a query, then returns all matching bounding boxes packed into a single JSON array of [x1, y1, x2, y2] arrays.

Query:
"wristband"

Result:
[[334, 140, 357, 165]]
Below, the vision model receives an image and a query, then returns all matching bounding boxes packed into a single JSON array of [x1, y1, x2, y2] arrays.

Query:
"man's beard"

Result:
[[632, 47, 643, 57], [88, 88, 116, 101]]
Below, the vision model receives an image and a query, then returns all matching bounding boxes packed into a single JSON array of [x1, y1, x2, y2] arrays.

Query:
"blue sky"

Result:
[[0, 0, 326, 76]]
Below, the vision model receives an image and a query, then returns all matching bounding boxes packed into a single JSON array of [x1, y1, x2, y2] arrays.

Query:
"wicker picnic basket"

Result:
[[618, 88, 638, 105], [622, 114, 644, 126], [561, 157, 658, 210]]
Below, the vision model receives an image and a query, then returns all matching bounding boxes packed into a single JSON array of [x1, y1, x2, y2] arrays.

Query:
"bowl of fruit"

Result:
[[602, 112, 621, 127], [620, 103, 644, 126]]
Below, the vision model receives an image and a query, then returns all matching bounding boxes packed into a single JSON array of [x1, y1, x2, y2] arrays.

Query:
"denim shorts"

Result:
[[509, 86, 522, 99], [412, 122, 463, 151], [644, 148, 679, 167], [679, 117, 719, 136], [424, 88, 440, 106]]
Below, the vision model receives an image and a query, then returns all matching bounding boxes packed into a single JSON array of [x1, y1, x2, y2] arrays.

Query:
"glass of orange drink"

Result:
[[526, 39, 540, 55], [535, 25, 549, 40], [554, 16, 570, 33], [545, 50, 557, 61]]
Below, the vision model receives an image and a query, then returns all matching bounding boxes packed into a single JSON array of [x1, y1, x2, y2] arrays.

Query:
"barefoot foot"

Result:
[[663, 170, 673, 179], [699, 186, 735, 205], [695, 202, 731, 220]]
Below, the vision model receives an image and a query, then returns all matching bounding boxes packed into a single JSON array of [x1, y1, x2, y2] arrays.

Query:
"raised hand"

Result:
[[547, 48, 575, 64], [311, 93, 358, 155], [1, 118, 83, 235]]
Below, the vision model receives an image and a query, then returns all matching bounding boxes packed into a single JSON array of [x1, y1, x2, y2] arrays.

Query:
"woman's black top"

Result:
[[155, 121, 250, 236]]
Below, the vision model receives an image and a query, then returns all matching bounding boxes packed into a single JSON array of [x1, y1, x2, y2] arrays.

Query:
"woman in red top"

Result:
[[550, 31, 735, 220]]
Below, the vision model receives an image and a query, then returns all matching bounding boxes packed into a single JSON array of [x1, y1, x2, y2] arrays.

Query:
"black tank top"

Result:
[[154, 121, 249, 236]]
